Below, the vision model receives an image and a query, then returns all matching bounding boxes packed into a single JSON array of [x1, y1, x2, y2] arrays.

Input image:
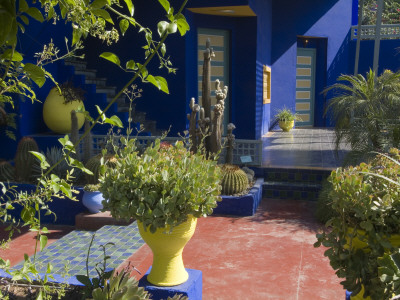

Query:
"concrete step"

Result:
[[85, 77, 107, 85], [96, 86, 116, 97], [64, 59, 87, 70], [263, 181, 321, 201], [254, 167, 331, 184], [75, 69, 97, 78]]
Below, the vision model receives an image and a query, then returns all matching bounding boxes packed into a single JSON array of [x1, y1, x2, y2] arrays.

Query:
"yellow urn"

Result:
[[43, 86, 85, 134], [137, 215, 197, 286]]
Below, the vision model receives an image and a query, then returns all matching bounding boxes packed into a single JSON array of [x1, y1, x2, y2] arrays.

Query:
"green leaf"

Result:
[[90, 0, 108, 9], [40, 234, 48, 250], [175, 14, 190, 36], [20, 15, 29, 25], [92, 8, 114, 24], [1, 49, 23, 61], [119, 19, 129, 35], [76, 275, 93, 287], [146, 75, 169, 94], [19, 0, 29, 12], [158, 0, 170, 13], [126, 60, 136, 70], [105, 115, 123, 128], [99, 52, 120, 66], [95, 105, 106, 121], [26, 7, 44, 22], [23, 63, 46, 87], [72, 28, 82, 46], [124, 0, 134, 16], [0, 11, 15, 46]]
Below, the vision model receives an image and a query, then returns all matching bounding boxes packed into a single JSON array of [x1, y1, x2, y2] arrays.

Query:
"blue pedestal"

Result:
[[139, 268, 202, 300]]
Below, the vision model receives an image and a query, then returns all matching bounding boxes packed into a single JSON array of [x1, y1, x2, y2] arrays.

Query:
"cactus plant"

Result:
[[225, 123, 236, 164], [70, 109, 80, 160], [220, 164, 249, 195], [242, 166, 255, 183], [14, 137, 39, 182], [85, 154, 117, 184], [82, 119, 93, 163], [0, 160, 15, 182], [187, 39, 231, 158]]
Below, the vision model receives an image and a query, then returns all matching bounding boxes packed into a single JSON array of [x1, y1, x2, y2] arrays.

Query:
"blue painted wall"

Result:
[[271, 0, 352, 131]]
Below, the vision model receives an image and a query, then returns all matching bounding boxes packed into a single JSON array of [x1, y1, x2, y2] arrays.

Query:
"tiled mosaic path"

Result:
[[16, 222, 144, 278]]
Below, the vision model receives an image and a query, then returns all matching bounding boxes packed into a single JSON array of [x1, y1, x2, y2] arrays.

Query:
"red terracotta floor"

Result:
[[120, 198, 345, 300], [0, 225, 74, 266]]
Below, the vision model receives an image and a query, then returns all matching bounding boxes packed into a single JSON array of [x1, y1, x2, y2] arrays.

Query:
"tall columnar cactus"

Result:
[[85, 154, 117, 184], [70, 110, 80, 160], [0, 161, 15, 182], [15, 137, 39, 182], [220, 164, 249, 195], [188, 39, 232, 158], [225, 123, 236, 164], [82, 119, 92, 163]]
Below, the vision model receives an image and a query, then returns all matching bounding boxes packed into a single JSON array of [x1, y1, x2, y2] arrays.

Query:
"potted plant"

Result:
[[274, 107, 301, 132], [315, 148, 400, 300], [42, 81, 86, 134], [82, 184, 105, 214], [100, 138, 222, 286]]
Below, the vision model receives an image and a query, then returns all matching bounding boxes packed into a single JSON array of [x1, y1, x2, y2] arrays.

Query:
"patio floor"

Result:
[[120, 198, 345, 300], [262, 128, 350, 169]]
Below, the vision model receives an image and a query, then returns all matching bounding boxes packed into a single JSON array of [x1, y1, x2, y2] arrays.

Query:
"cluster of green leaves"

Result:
[[378, 249, 400, 297], [274, 107, 301, 122], [100, 139, 222, 233], [314, 149, 400, 300], [362, 0, 400, 25], [324, 69, 400, 165]]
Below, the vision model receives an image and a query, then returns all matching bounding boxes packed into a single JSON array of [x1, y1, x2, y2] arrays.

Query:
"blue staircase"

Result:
[[62, 58, 160, 135]]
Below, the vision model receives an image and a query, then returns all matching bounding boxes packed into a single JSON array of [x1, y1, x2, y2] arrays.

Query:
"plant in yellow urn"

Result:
[[100, 138, 222, 286]]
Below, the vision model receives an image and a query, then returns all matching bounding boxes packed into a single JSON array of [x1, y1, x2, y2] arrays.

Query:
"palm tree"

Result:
[[324, 69, 400, 164]]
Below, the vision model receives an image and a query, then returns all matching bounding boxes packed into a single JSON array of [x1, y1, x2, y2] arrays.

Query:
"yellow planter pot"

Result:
[[278, 120, 294, 132], [43, 87, 85, 134], [137, 215, 197, 286]]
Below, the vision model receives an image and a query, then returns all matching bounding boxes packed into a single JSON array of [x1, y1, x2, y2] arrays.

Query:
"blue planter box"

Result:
[[1, 183, 86, 226], [212, 178, 264, 216]]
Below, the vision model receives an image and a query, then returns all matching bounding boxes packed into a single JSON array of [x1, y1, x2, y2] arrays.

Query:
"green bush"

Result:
[[315, 148, 400, 300], [100, 138, 222, 233]]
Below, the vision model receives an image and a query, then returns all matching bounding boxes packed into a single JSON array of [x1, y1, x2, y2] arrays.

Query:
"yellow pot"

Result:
[[279, 120, 294, 132], [137, 215, 197, 286], [43, 87, 85, 134]]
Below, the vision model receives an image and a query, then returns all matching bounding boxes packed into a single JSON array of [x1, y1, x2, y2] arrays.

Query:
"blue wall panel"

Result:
[[271, 0, 352, 129]]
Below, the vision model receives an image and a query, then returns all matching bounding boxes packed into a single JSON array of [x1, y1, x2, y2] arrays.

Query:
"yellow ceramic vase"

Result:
[[279, 120, 294, 132], [43, 87, 85, 134], [137, 215, 197, 286]]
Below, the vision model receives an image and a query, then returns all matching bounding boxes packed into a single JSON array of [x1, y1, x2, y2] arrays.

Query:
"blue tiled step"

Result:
[[254, 167, 331, 184], [263, 181, 322, 201], [15, 222, 144, 279]]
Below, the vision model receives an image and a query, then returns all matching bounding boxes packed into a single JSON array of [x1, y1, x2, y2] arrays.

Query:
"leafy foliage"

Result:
[[314, 149, 400, 300], [100, 139, 222, 233], [324, 70, 400, 165], [274, 107, 301, 122]]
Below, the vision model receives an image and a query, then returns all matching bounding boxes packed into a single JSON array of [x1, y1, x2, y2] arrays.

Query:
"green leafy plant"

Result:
[[378, 249, 400, 297], [85, 154, 117, 184], [274, 107, 301, 122], [100, 138, 222, 233], [315, 148, 400, 300], [324, 70, 400, 165]]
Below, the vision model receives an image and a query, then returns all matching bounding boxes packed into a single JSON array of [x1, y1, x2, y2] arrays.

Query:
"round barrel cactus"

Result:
[[15, 137, 39, 182], [220, 164, 249, 195], [0, 161, 15, 182], [85, 154, 117, 184]]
